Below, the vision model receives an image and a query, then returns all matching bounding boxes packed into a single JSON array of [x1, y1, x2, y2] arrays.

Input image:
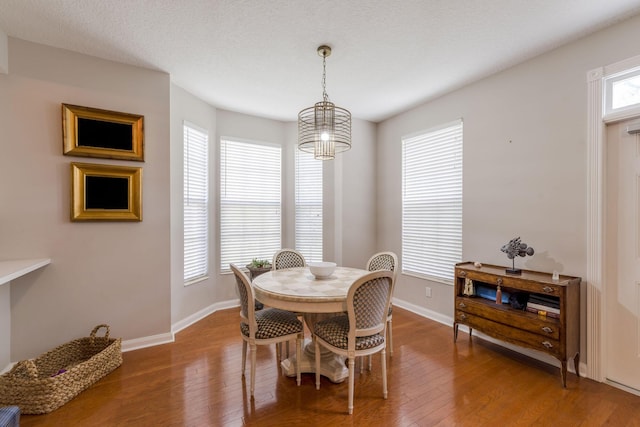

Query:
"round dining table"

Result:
[[252, 266, 370, 383]]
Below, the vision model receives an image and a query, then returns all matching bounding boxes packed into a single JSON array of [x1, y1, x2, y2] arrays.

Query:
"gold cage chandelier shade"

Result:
[[298, 46, 351, 160], [298, 101, 351, 160]]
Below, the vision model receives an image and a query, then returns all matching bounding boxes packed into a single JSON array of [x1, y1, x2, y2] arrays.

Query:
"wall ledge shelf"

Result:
[[0, 258, 51, 286]]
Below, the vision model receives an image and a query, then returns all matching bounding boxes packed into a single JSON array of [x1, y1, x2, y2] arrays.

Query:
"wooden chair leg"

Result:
[[382, 348, 388, 399], [242, 340, 247, 376], [250, 343, 257, 398], [388, 318, 393, 357], [348, 357, 355, 415]]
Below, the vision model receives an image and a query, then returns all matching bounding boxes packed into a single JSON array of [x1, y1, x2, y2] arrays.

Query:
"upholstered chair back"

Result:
[[366, 252, 398, 282], [348, 270, 394, 342], [272, 249, 306, 270], [230, 264, 255, 331]]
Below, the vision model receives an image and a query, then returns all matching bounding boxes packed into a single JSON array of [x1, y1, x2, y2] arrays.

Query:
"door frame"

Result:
[[586, 54, 640, 382]]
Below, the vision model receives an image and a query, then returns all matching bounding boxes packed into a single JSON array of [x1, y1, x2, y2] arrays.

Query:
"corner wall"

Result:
[[377, 13, 640, 365], [1, 39, 171, 360], [170, 85, 219, 326]]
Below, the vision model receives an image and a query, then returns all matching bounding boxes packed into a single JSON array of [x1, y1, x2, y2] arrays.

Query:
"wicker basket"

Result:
[[0, 324, 122, 414]]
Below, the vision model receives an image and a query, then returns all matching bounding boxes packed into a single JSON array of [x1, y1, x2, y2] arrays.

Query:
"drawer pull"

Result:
[[542, 286, 555, 293], [458, 302, 467, 308], [497, 278, 503, 285], [459, 313, 467, 320], [542, 341, 553, 349], [541, 326, 553, 334]]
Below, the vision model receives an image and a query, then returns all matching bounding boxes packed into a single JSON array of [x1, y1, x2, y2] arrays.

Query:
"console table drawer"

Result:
[[456, 268, 562, 295], [455, 311, 563, 358], [455, 297, 560, 340]]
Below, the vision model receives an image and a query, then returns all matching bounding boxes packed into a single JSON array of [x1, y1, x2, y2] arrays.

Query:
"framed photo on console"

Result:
[[71, 162, 142, 221], [62, 104, 144, 161]]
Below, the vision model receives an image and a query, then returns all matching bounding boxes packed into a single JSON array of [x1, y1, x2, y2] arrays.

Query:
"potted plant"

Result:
[[246, 258, 272, 281]]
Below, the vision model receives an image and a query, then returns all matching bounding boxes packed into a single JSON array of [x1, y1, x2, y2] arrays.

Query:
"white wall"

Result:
[[335, 118, 377, 268], [170, 107, 293, 324], [1, 39, 171, 361], [0, 32, 11, 372], [168, 104, 377, 329], [214, 109, 290, 297], [377, 13, 640, 361], [0, 26, 7, 74], [170, 84, 218, 325], [0, 285, 9, 368]]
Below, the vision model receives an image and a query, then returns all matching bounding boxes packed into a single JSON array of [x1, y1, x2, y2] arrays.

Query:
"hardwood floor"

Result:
[[18, 307, 640, 426]]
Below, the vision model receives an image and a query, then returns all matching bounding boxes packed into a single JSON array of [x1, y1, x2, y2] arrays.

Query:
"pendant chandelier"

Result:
[[298, 45, 351, 160]]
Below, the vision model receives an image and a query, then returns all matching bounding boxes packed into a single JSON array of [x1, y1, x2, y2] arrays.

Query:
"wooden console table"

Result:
[[453, 262, 580, 387]]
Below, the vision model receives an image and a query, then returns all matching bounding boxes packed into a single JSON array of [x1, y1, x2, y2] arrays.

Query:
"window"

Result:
[[220, 138, 281, 271], [183, 122, 209, 284], [402, 119, 463, 283], [295, 148, 323, 262], [605, 67, 640, 117]]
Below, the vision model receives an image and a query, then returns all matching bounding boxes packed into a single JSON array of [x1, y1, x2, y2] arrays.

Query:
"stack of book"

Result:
[[526, 294, 560, 318]]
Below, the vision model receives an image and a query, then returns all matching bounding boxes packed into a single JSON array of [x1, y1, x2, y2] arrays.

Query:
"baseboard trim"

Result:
[[121, 299, 240, 353], [606, 379, 640, 397], [392, 298, 452, 327], [121, 332, 174, 352], [171, 299, 239, 335]]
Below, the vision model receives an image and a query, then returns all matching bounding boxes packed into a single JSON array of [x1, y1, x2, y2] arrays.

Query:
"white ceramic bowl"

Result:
[[308, 261, 336, 279]]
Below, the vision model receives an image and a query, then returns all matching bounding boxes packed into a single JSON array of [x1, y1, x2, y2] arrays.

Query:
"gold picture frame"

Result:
[[62, 104, 144, 161], [71, 163, 142, 221]]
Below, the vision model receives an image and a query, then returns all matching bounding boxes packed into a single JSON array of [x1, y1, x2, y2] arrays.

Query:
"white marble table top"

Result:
[[252, 266, 369, 313]]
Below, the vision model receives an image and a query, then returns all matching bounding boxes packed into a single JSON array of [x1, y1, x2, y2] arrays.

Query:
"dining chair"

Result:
[[313, 270, 394, 415], [272, 248, 306, 270], [230, 264, 303, 398], [271, 249, 307, 357], [366, 251, 399, 358]]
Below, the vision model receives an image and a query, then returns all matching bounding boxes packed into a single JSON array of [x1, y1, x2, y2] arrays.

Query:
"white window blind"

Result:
[[220, 139, 281, 271], [402, 119, 463, 283], [295, 148, 323, 262], [183, 122, 209, 284]]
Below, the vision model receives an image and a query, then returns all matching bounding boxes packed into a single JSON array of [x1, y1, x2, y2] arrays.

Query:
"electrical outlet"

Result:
[[425, 286, 432, 298]]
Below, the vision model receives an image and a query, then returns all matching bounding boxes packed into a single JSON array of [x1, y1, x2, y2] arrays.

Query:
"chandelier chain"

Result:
[[322, 54, 328, 102]]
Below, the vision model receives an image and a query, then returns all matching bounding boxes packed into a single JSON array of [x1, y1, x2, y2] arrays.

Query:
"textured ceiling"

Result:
[[1, 0, 640, 122]]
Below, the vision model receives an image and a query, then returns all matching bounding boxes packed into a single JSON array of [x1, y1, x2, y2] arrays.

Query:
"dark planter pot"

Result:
[[246, 265, 271, 281]]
